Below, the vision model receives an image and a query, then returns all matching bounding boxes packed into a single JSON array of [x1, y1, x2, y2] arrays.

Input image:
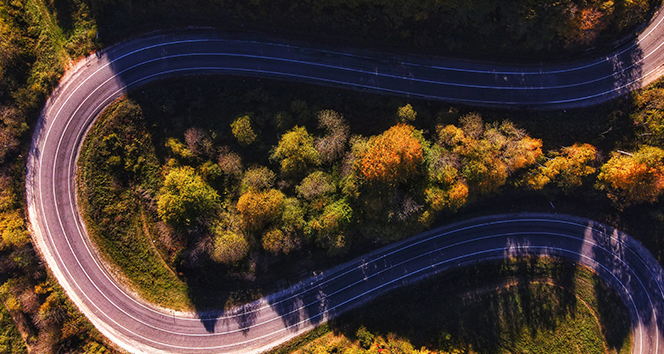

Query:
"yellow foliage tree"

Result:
[[526, 143, 597, 190], [236, 189, 285, 232], [0, 210, 29, 250], [437, 114, 542, 194], [271, 126, 320, 175], [397, 103, 417, 122], [597, 146, 664, 207], [425, 182, 469, 212], [211, 229, 250, 264], [359, 124, 423, 184], [262, 228, 300, 256], [231, 115, 257, 146]]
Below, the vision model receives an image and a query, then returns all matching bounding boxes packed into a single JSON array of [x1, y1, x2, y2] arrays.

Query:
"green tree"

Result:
[[157, 166, 218, 226], [165, 137, 195, 160], [231, 115, 257, 146], [631, 83, 664, 146], [271, 126, 320, 175], [309, 199, 353, 251], [279, 197, 306, 237]]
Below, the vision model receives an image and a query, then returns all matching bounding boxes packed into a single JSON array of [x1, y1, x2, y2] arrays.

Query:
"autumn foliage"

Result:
[[527, 143, 597, 190], [437, 114, 542, 194], [596, 146, 664, 207], [236, 189, 285, 232], [359, 124, 423, 184], [271, 126, 321, 175]]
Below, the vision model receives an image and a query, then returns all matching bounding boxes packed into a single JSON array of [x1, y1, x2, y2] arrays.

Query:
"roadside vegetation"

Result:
[[0, 0, 115, 352], [267, 257, 631, 354]]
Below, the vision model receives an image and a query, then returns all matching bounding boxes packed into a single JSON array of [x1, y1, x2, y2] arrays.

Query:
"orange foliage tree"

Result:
[[358, 124, 423, 184], [596, 146, 664, 207]]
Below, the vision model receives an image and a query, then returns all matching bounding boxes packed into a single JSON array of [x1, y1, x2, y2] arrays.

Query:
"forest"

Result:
[[0, 0, 660, 352]]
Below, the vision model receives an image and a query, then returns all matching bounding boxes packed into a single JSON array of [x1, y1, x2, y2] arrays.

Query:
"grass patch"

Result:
[[77, 98, 191, 310]]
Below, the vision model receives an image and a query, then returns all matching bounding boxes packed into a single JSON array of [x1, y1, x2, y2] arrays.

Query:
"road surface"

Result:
[[25, 20, 664, 354]]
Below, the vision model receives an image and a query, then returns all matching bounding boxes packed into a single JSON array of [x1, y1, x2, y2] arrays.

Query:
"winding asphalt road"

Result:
[[23, 14, 664, 354]]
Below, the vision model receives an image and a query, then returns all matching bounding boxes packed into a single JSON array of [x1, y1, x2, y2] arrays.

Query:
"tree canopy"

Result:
[[157, 166, 218, 226], [438, 114, 542, 194], [358, 123, 424, 184], [231, 115, 257, 146], [236, 189, 285, 232], [211, 229, 250, 264], [527, 143, 597, 190], [271, 126, 321, 175], [596, 146, 664, 207]]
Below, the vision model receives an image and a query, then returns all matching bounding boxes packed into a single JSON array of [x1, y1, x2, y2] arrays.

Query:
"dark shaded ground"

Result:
[[317, 257, 630, 354]]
